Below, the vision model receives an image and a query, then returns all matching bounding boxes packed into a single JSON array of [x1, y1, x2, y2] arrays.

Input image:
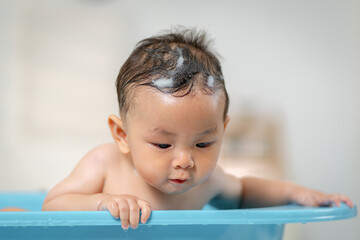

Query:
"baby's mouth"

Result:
[[169, 179, 187, 184]]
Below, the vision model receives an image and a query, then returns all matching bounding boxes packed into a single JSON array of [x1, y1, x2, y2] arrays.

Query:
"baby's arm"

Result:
[[214, 167, 353, 209], [42, 144, 151, 229], [239, 177, 354, 208]]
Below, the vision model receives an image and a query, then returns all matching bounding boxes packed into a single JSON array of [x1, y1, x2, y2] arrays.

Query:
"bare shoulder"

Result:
[[208, 165, 242, 199], [44, 143, 121, 202], [78, 143, 121, 169]]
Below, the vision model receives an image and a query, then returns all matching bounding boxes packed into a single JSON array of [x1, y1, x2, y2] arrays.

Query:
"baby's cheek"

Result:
[[136, 161, 167, 184], [196, 159, 217, 179]]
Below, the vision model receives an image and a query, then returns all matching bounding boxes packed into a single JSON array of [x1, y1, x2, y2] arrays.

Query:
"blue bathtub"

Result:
[[0, 192, 357, 240]]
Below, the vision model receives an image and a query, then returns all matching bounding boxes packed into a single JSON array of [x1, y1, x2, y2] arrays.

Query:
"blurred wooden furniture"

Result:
[[219, 111, 284, 179]]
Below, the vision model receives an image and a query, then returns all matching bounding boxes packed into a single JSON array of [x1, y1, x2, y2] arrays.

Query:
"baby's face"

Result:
[[124, 87, 227, 195]]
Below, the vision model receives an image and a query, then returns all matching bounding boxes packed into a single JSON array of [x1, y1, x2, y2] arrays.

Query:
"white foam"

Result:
[[175, 48, 184, 69], [207, 75, 215, 88], [152, 78, 174, 88]]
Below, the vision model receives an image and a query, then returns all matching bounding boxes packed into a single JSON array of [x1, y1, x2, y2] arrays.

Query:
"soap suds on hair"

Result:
[[152, 78, 174, 88], [175, 47, 184, 69], [152, 48, 184, 90], [207, 75, 215, 88]]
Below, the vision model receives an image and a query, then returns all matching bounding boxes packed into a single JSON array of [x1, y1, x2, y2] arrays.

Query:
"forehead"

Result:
[[126, 87, 226, 125]]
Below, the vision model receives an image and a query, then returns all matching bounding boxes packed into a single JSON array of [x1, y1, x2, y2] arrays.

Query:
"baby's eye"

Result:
[[196, 142, 213, 148], [153, 143, 172, 149]]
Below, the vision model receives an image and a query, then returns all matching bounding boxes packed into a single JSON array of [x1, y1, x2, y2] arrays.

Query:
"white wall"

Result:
[[0, 0, 359, 239]]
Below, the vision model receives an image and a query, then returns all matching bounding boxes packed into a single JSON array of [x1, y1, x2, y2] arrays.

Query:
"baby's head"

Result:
[[109, 28, 230, 195], [116, 27, 229, 121]]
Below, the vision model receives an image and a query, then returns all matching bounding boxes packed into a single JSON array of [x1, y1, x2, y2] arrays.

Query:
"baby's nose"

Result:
[[173, 151, 194, 169]]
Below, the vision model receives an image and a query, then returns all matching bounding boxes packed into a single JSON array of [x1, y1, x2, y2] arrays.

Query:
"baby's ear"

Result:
[[108, 114, 130, 154], [224, 115, 230, 129]]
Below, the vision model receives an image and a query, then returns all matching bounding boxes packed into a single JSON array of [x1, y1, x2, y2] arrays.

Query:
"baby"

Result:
[[42, 28, 353, 230]]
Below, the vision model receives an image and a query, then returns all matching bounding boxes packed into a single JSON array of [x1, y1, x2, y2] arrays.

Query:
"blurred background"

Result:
[[0, 0, 359, 239]]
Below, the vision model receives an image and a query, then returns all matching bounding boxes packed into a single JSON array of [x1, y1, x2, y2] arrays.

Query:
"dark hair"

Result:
[[116, 27, 229, 120]]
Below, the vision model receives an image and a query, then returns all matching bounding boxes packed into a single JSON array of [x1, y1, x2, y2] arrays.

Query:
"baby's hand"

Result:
[[99, 194, 151, 230], [288, 185, 354, 208]]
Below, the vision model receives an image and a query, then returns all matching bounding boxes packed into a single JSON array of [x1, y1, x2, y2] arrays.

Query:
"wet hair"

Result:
[[116, 27, 229, 120]]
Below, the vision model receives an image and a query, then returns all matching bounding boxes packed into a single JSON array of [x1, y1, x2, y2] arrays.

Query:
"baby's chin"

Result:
[[149, 181, 196, 195], [164, 186, 193, 195]]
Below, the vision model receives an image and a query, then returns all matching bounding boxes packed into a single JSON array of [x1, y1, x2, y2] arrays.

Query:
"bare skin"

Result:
[[42, 87, 353, 230], [0, 207, 27, 212]]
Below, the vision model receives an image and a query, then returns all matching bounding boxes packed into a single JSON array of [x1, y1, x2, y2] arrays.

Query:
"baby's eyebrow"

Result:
[[197, 126, 217, 136], [152, 128, 175, 136], [151, 126, 217, 136]]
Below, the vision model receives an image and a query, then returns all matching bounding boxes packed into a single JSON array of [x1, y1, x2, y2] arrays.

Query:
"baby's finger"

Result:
[[118, 199, 130, 230], [337, 194, 354, 208], [108, 201, 120, 219], [100, 200, 120, 219], [138, 200, 152, 224], [127, 198, 140, 229], [343, 198, 354, 208], [308, 196, 321, 207], [327, 194, 342, 207], [298, 194, 318, 207], [315, 194, 333, 206]]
